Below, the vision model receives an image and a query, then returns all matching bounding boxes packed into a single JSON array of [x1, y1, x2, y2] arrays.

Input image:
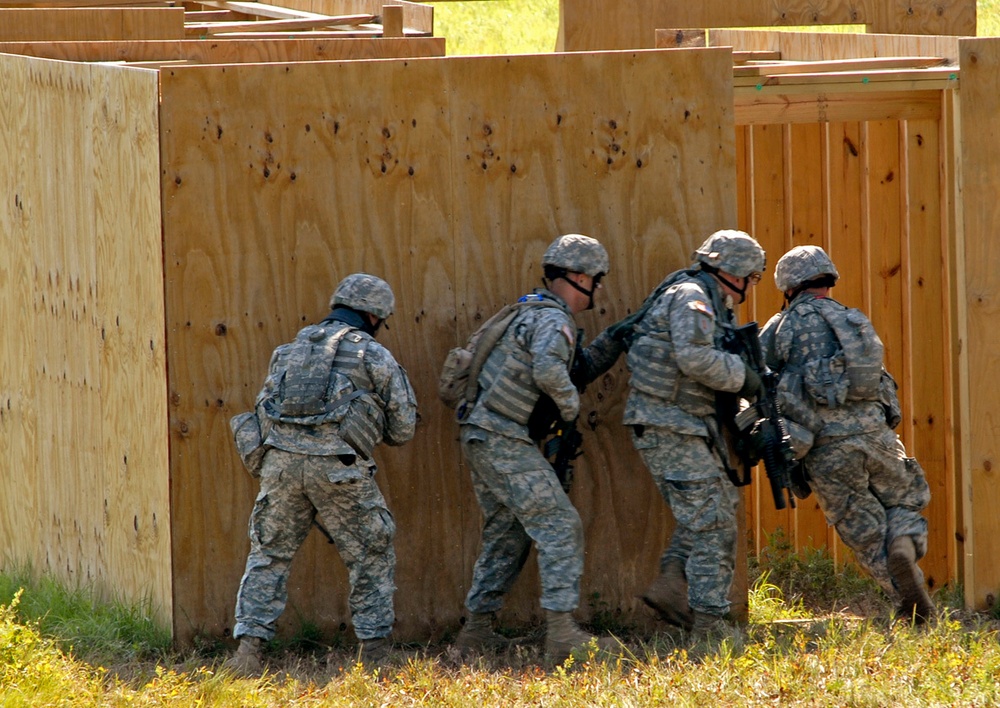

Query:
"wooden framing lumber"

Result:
[[0, 37, 446, 62], [734, 88, 943, 125], [732, 56, 948, 77], [184, 13, 374, 35]]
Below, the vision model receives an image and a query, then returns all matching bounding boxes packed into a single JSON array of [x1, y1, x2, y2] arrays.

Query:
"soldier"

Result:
[[452, 234, 625, 664], [620, 230, 766, 636], [224, 273, 418, 675], [760, 245, 935, 623]]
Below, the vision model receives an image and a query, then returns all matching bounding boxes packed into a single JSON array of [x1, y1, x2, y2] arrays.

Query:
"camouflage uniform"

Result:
[[760, 247, 930, 597], [460, 235, 621, 617], [622, 230, 765, 620], [233, 274, 417, 643], [461, 289, 622, 613]]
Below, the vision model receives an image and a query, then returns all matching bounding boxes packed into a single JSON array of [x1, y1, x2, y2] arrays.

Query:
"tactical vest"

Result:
[[778, 296, 884, 407], [626, 271, 728, 417], [260, 323, 383, 458], [478, 301, 572, 425]]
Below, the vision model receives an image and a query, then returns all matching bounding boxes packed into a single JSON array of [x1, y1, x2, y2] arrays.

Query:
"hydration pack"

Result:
[[438, 297, 560, 415], [788, 298, 884, 406], [260, 324, 362, 425]]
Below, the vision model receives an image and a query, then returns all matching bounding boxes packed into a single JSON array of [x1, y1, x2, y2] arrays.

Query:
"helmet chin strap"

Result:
[[563, 275, 598, 310], [544, 273, 599, 310], [711, 272, 748, 304]]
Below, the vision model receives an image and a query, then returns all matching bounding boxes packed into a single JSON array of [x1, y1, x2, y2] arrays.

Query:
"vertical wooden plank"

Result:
[[824, 120, 867, 566], [957, 37, 1000, 611], [0, 56, 171, 627], [864, 120, 906, 424], [902, 117, 951, 592], [743, 123, 793, 552], [784, 122, 837, 553]]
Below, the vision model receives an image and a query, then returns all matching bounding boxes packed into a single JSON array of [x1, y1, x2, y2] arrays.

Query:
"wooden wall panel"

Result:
[[957, 37, 1000, 610], [159, 47, 737, 642], [0, 38, 445, 63], [0, 8, 184, 41], [558, 0, 975, 52], [0, 56, 170, 625], [737, 109, 956, 588]]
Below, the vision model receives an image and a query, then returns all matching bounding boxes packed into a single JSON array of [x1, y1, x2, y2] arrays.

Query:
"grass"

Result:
[[1, 535, 995, 706], [431, 0, 1000, 56]]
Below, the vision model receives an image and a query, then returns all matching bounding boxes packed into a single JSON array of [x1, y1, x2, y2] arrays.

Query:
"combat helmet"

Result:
[[774, 245, 840, 293], [542, 234, 610, 278], [693, 229, 766, 278], [330, 273, 395, 320]]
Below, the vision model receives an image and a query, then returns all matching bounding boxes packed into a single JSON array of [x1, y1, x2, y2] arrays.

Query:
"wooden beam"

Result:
[[197, 0, 332, 21], [0, 37, 446, 62], [185, 13, 374, 35], [381, 3, 403, 38], [733, 69, 959, 93], [734, 89, 943, 125], [733, 56, 949, 78]]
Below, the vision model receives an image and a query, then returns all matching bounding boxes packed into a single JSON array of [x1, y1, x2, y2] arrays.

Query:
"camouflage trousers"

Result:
[[461, 425, 584, 614], [233, 449, 396, 641], [633, 426, 740, 617], [805, 427, 931, 596]]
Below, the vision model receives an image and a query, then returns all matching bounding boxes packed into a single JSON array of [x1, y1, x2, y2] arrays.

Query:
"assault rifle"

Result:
[[528, 395, 584, 494], [526, 336, 588, 493], [727, 322, 803, 511]]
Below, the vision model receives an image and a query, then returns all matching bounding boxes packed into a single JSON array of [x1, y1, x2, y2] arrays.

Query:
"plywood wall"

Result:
[[0, 55, 171, 625], [159, 48, 738, 643], [957, 37, 1000, 611], [559, 0, 976, 51]]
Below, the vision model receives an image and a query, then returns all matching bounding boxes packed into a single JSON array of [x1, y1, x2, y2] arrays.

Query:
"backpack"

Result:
[[438, 297, 559, 413], [786, 298, 884, 406], [259, 323, 362, 425]]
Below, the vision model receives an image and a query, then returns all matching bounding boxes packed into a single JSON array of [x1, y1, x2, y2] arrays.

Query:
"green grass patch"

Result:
[[0, 566, 170, 666]]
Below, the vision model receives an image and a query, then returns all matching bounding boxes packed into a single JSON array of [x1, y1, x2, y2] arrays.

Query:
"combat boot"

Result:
[[690, 611, 730, 641], [888, 536, 936, 625], [454, 612, 513, 652], [359, 636, 392, 665], [222, 636, 263, 677], [544, 611, 617, 665], [641, 559, 693, 631]]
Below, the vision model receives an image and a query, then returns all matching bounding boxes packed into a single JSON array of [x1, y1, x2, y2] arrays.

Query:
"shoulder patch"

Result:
[[688, 299, 714, 317], [560, 324, 576, 346]]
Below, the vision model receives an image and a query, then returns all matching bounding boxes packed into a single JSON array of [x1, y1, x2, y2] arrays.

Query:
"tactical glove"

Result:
[[739, 363, 763, 400]]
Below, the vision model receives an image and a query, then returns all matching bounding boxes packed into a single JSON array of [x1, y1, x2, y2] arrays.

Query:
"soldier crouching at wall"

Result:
[[451, 234, 627, 665], [760, 246, 935, 624], [224, 273, 418, 676]]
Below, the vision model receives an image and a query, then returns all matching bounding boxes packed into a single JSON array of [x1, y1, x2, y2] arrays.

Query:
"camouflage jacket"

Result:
[[622, 270, 746, 435], [260, 319, 417, 458]]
